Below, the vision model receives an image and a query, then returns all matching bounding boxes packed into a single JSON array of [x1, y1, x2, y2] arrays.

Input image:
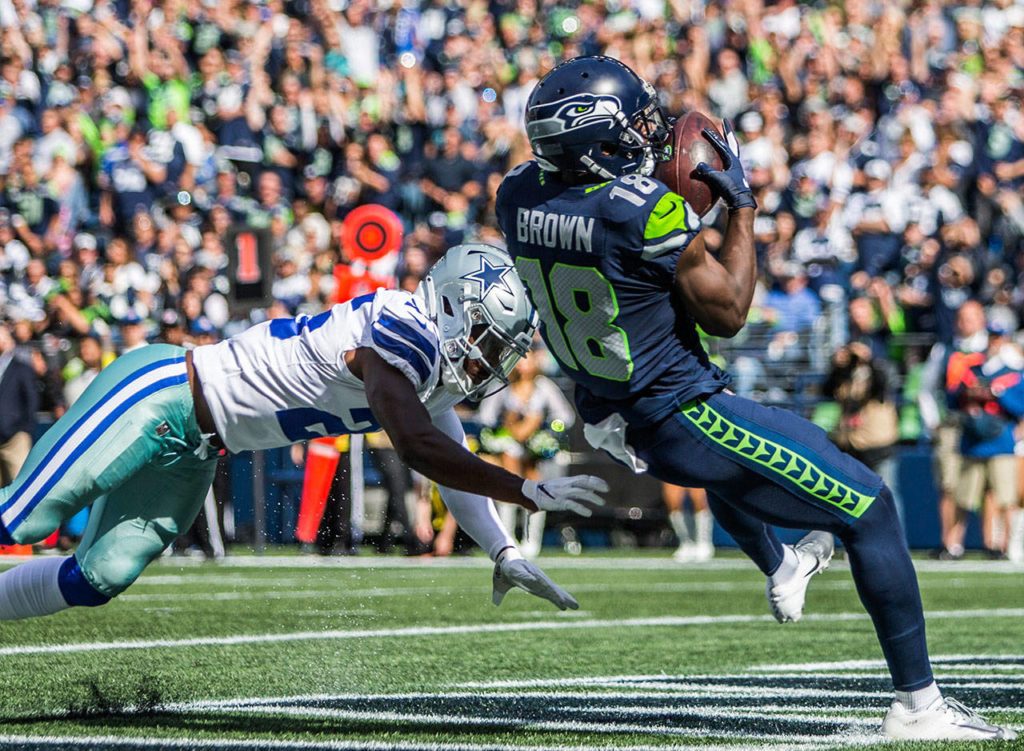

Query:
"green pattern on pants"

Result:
[[679, 398, 876, 519]]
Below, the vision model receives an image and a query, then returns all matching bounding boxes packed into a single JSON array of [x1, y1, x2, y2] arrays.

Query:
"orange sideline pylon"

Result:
[[295, 437, 341, 544]]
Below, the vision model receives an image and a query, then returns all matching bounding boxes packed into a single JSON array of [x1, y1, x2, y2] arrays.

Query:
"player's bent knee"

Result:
[[57, 557, 112, 607], [79, 542, 163, 598], [82, 554, 148, 598]]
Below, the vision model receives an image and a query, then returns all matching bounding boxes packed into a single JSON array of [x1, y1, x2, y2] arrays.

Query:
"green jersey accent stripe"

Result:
[[584, 181, 611, 193], [641, 232, 691, 259], [679, 399, 876, 519], [645, 194, 692, 240]]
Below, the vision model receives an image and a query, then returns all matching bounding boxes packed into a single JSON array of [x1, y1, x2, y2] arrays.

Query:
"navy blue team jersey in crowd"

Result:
[[496, 161, 731, 428]]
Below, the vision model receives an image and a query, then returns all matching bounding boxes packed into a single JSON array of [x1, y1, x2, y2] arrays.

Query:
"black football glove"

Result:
[[692, 119, 757, 212]]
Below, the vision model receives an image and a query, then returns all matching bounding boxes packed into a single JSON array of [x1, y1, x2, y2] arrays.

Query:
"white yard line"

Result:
[[4, 554, 1024, 577], [119, 581, 861, 603], [0, 737, 819, 751], [0, 613, 787, 656], [747, 654, 1024, 672], [2, 609, 1023, 657]]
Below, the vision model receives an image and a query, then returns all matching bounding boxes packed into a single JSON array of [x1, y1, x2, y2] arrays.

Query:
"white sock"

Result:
[[769, 545, 799, 583], [669, 510, 691, 544], [895, 681, 942, 712], [694, 509, 713, 546], [0, 556, 72, 621], [1008, 513, 1024, 562]]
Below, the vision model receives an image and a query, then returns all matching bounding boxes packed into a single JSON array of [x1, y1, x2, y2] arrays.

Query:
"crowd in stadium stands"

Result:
[[3, 0, 1024, 556]]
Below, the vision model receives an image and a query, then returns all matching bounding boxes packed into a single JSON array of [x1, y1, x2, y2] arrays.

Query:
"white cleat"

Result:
[[766, 530, 834, 623], [672, 543, 696, 563], [882, 697, 1018, 740], [691, 541, 714, 562]]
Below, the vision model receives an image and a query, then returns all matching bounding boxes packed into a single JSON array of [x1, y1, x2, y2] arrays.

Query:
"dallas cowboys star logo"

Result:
[[465, 255, 513, 300]]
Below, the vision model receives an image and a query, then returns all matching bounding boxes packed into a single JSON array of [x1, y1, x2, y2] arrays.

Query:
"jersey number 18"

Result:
[[515, 259, 632, 382]]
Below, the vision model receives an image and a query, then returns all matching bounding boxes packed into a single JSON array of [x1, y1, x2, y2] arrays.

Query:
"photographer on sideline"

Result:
[[823, 341, 902, 525], [949, 323, 1024, 559]]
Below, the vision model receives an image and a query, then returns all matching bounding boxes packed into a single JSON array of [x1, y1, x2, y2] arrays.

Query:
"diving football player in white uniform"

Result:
[[0, 244, 608, 620]]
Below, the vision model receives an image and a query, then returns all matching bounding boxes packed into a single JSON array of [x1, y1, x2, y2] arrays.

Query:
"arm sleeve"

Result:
[[430, 407, 516, 560]]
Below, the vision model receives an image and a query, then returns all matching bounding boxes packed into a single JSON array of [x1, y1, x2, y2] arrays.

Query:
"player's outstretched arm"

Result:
[[430, 409, 580, 609], [355, 348, 608, 514], [674, 119, 756, 337]]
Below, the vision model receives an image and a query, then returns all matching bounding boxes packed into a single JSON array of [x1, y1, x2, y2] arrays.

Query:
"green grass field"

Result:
[[0, 550, 1021, 750]]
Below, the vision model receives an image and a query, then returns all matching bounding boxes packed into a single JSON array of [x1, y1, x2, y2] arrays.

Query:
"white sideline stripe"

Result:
[[3, 608, 1024, 657], [748, 654, 1024, 673], [0, 738, 818, 751], [158, 556, 764, 571], [4, 555, 1024, 575], [0, 614, 785, 655], [119, 581, 861, 603], [457, 678, 1024, 693], [1, 362, 185, 527]]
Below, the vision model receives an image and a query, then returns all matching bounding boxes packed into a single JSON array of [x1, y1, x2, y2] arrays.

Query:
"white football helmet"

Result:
[[419, 244, 538, 400]]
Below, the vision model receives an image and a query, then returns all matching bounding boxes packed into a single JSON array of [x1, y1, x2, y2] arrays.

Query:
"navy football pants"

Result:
[[628, 390, 931, 692]]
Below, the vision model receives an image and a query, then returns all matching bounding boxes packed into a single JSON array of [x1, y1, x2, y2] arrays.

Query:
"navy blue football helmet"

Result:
[[525, 56, 671, 182]]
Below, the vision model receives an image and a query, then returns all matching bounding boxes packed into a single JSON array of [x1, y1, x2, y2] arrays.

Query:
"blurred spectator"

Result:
[[762, 261, 821, 365], [823, 341, 903, 524], [63, 333, 104, 406], [919, 300, 990, 560], [0, 322, 37, 486], [664, 484, 714, 563], [3, 162, 59, 257], [420, 127, 481, 214], [118, 311, 150, 354], [157, 309, 187, 347], [843, 160, 908, 280], [847, 280, 906, 363], [949, 323, 1024, 559]]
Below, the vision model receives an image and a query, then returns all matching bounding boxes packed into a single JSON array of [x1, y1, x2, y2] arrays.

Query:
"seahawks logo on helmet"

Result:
[[526, 93, 624, 140]]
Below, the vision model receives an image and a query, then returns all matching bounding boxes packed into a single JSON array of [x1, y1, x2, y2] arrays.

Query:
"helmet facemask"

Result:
[[602, 83, 671, 177], [421, 244, 539, 402], [439, 306, 534, 400], [627, 82, 672, 176]]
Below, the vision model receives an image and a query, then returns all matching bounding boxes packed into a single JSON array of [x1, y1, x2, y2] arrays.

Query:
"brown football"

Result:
[[654, 111, 724, 216]]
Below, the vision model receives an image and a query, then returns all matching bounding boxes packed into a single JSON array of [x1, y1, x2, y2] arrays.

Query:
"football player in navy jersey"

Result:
[[496, 56, 1015, 741], [0, 244, 607, 623]]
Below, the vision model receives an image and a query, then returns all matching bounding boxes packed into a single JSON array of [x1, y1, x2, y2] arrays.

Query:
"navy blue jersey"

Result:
[[496, 161, 730, 426]]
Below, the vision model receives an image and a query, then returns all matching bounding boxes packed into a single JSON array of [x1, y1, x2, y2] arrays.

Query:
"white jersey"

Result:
[[192, 289, 459, 453]]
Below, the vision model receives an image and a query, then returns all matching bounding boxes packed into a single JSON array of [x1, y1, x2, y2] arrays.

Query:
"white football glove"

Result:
[[492, 547, 578, 610], [521, 475, 609, 517]]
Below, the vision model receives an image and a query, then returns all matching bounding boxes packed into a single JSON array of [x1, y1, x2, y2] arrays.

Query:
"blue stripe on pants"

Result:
[[0, 354, 186, 536]]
